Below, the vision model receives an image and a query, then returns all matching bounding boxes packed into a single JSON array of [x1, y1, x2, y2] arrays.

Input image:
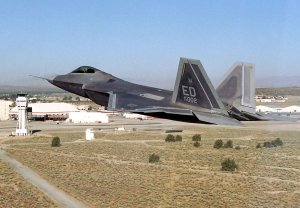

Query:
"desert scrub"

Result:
[[221, 158, 238, 172], [214, 139, 223, 149], [256, 143, 262, 148], [224, 140, 233, 148], [263, 138, 283, 148], [165, 134, 175, 142], [149, 153, 160, 163], [175, 135, 182, 142], [193, 141, 200, 147], [192, 134, 201, 142], [235, 145, 241, 150], [51, 136, 61, 147]]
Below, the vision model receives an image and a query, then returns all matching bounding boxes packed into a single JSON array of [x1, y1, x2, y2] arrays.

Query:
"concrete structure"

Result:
[[10, 103, 79, 120], [0, 100, 13, 120], [256, 105, 300, 113], [85, 129, 95, 141], [15, 94, 29, 136], [67, 111, 109, 123]]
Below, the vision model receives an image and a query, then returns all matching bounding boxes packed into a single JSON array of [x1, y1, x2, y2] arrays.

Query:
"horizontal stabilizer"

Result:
[[193, 111, 242, 126]]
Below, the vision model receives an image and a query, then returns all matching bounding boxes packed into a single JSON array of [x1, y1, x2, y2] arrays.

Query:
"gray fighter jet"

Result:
[[44, 58, 242, 125]]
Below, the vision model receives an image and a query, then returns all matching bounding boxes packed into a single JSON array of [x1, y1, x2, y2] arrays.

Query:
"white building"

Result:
[[67, 111, 109, 123], [0, 100, 13, 120], [256, 105, 300, 113], [10, 102, 79, 120], [123, 112, 152, 120]]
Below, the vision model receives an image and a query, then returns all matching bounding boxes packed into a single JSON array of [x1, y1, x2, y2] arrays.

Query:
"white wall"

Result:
[[0, 100, 13, 120], [67, 111, 109, 123]]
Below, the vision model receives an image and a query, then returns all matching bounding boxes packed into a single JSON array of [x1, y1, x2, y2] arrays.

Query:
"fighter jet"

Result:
[[44, 58, 241, 125]]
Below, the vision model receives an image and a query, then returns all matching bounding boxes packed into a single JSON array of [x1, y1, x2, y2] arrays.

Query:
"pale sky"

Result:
[[0, 0, 300, 88]]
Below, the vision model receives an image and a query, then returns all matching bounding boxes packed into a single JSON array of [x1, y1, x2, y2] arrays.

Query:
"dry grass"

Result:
[[3, 126, 300, 208], [0, 159, 57, 208]]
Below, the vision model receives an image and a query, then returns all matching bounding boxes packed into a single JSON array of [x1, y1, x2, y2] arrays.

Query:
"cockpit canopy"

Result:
[[71, 66, 98, 74]]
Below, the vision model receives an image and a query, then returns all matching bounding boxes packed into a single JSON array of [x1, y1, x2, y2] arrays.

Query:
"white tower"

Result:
[[15, 94, 29, 136]]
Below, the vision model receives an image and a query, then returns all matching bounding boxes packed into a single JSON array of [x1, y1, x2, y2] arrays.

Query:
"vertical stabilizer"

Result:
[[216, 62, 255, 114], [172, 58, 228, 115]]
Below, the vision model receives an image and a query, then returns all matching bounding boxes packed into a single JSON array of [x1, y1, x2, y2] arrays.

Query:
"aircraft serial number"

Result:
[[184, 96, 198, 104]]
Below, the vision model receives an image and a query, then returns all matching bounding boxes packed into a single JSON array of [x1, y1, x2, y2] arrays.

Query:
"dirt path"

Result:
[[0, 149, 87, 208]]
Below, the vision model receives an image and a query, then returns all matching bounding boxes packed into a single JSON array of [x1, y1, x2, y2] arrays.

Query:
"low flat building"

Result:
[[67, 111, 109, 123], [0, 100, 13, 120], [10, 102, 79, 120], [256, 105, 300, 113]]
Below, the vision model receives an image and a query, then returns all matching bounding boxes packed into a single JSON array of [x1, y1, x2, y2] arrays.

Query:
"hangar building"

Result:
[[10, 103, 79, 120]]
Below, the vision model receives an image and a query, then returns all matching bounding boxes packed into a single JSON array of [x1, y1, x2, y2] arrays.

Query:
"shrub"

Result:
[[221, 158, 238, 171], [165, 134, 175, 142], [149, 153, 160, 163], [214, 139, 223, 149], [224, 140, 233, 148], [235, 145, 241, 150], [273, 138, 283, 146], [193, 141, 200, 147], [263, 141, 273, 148], [175, 135, 182, 142], [192, 134, 201, 142], [51, 136, 61, 147], [263, 138, 283, 148], [256, 143, 262, 148]]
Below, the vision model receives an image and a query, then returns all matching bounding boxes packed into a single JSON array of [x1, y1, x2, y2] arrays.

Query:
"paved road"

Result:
[[0, 149, 87, 208]]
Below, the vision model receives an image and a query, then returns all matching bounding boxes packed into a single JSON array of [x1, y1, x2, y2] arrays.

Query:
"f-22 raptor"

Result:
[[44, 58, 258, 125]]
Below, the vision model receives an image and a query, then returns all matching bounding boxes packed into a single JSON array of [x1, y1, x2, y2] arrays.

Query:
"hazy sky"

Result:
[[0, 0, 299, 88]]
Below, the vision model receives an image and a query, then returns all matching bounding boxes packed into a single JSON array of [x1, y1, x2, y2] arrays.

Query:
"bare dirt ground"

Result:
[[0, 155, 57, 208], [0, 119, 299, 207], [0, 149, 87, 208]]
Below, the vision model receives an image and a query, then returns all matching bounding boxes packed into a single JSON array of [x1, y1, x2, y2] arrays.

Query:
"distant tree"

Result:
[[175, 135, 182, 142], [224, 140, 233, 148], [214, 139, 223, 149], [165, 134, 175, 142], [149, 153, 160, 163], [192, 134, 201, 142], [272, 138, 283, 147], [51, 136, 61, 147], [75, 97, 80, 101], [221, 158, 238, 171]]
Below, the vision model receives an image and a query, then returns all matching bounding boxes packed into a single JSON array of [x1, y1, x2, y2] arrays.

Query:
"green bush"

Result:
[[51, 136, 61, 147], [273, 138, 283, 146], [214, 139, 223, 149], [221, 158, 238, 171], [175, 135, 182, 142], [235, 145, 241, 150], [263, 138, 283, 148], [224, 140, 233, 148], [193, 141, 200, 147], [263, 141, 273, 148], [149, 153, 160, 163], [165, 134, 175, 142], [256, 143, 262, 148], [192, 134, 201, 142]]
